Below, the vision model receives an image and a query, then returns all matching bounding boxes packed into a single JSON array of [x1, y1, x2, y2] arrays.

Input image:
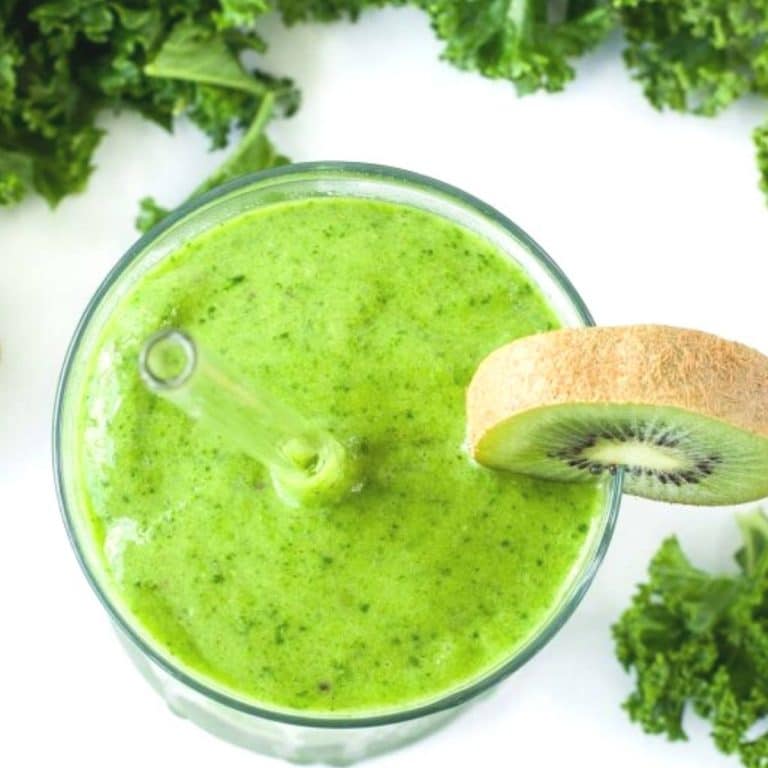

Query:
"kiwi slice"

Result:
[[467, 326, 768, 505]]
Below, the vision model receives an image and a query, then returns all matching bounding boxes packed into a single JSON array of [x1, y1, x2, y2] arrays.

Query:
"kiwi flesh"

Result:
[[467, 326, 768, 505]]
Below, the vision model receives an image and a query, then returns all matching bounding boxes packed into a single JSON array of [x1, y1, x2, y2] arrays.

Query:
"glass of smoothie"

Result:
[[55, 163, 622, 763]]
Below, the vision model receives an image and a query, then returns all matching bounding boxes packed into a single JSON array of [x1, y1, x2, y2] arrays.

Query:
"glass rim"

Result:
[[53, 161, 622, 729]]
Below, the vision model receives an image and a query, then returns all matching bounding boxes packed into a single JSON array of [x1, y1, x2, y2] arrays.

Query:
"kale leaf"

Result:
[[615, 0, 768, 117], [756, 119, 768, 203], [614, 509, 768, 768], [422, 0, 614, 95], [3, 1, 768, 211], [273, 0, 615, 95], [275, 0, 391, 23], [136, 91, 289, 233], [0, 1, 285, 207]]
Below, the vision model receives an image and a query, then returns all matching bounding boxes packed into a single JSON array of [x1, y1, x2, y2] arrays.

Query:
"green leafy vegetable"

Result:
[[274, 0, 768, 200], [136, 91, 289, 232], [274, 0, 389, 23], [144, 21, 268, 96], [273, 0, 615, 94], [614, 509, 768, 768], [616, 0, 768, 117], [421, 0, 614, 95], [2, 1, 768, 213], [0, 148, 37, 205], [756, 119, 768, 202], [135, 195, 171, 235], [0, 0, 287, 207]]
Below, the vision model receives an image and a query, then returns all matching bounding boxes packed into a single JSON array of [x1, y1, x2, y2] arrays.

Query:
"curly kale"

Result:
[[421, 0, 614, 94], [274, 0, 394, 23], [0, 0, 291, 207], [273, 0, 615, 94], [756, 118, 768, 202], [2, 1, 768, 211], [136, 90, 289, 232], [615, 0, 768, 200], [614, 509, 768, 768], [616, 0, 768, 116], [275, 0, 768, 201]]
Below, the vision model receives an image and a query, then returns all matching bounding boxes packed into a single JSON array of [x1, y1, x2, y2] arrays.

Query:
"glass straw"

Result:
[[139, 328, 356, 507]]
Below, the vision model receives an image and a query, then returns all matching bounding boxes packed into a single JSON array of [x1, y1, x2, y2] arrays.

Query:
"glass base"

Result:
[[118, 629, 469, 764]]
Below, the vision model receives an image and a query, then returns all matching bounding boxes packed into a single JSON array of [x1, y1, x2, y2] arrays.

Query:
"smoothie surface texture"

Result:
[[76, 196, 604, 714]]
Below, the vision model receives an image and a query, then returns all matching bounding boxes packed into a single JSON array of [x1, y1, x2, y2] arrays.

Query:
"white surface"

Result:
[[2, 9, 767, 768]]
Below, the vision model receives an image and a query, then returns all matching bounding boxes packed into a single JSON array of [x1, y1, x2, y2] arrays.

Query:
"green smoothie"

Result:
[[74, 196, 604, 715]]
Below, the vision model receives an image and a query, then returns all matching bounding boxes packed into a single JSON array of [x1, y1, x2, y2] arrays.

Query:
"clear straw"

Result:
[[139, 328, 357, 507]]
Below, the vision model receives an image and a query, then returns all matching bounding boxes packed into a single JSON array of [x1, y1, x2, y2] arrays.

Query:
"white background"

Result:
[[2, 9, 767, 768]]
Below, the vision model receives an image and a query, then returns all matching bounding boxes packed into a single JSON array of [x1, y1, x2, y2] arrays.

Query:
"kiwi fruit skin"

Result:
[[467, 326, 768, 505]]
